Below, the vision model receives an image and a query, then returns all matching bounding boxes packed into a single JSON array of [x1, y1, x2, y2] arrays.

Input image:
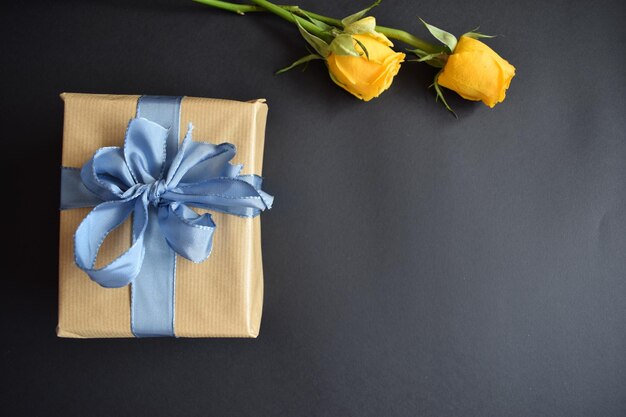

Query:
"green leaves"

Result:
[[343, 16, 391, 46], [329, 34, 363, 57], [407, 48, 447, 68], [291, 2, 392, 62], [353, 37, 370, 59], [430, 71, 457, 118], [343, 15, 376, 33], [419, 18, 457, 53], [279, 17, 332, 76], [295, 18, 330, 57], [294, 8, 336, 32], [341, 0, 381, 27], [338, 1, 389, 54], [289, 7, 382, 74], [275, 54, 322, 75], [462, 30, 497, 40]]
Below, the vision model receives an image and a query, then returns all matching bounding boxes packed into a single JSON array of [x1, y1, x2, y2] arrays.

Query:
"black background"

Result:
[[2, 0, 625, 416]]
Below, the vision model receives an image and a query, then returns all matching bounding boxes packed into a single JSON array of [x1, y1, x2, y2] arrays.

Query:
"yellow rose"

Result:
[[437, 36, 516, 108], [327, 33, 406, 102]]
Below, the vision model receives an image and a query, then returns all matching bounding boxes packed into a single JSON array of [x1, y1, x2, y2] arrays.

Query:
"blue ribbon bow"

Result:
[[73, 116, 273, 289]]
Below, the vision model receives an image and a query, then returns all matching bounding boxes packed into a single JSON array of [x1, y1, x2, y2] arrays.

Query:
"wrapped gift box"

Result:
[[57, 93, 270, 338]]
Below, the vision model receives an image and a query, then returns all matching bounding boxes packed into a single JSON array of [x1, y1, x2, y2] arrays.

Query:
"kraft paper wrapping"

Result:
[[58, 93, 268, 338]]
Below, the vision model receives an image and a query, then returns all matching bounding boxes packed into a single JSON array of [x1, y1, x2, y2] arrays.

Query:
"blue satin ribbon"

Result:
[[60, 95, 273, 337], [130, 96, 181, 337]]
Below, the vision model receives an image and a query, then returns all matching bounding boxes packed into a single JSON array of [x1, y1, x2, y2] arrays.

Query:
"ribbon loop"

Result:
[[158, 202, 216, 263], [124, 118, 169, 184], [73, 195, 149, 288], [166, 128, 240, 187]]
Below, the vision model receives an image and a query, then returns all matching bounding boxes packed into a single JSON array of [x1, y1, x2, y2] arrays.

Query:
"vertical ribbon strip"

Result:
[[60, 95, 274, 338], [131, 96, 182, 337]]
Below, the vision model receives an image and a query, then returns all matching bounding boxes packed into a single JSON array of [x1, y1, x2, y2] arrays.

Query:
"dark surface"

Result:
[[1, 0, 625, 416]]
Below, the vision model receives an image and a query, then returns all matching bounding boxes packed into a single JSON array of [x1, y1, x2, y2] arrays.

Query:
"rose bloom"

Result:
[[438, 36, 516, 108], [327, 33, 406, 102]]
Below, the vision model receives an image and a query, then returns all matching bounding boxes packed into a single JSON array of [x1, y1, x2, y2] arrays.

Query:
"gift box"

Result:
[[57, 93, 272, 338]]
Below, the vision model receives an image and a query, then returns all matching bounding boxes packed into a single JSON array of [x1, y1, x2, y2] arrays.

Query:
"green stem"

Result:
[[194, 0, 443, 53], [248, 0, 333, 42], [375, 25, 442, 54], [285, 7, 341, 26], [192, 0, 261, 15], [193, 0, 332, 42], [285, 8, 442, 53]]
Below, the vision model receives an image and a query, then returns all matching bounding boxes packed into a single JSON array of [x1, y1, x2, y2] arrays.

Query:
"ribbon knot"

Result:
[[146, 179, 167, 207], [73, 117, 273, 289]]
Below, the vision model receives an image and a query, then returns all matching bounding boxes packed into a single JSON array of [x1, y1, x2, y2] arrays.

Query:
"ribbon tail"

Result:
[[130, 204, 177, 337], [162, 177, 273, 217], [237, 175, 274, 209]]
